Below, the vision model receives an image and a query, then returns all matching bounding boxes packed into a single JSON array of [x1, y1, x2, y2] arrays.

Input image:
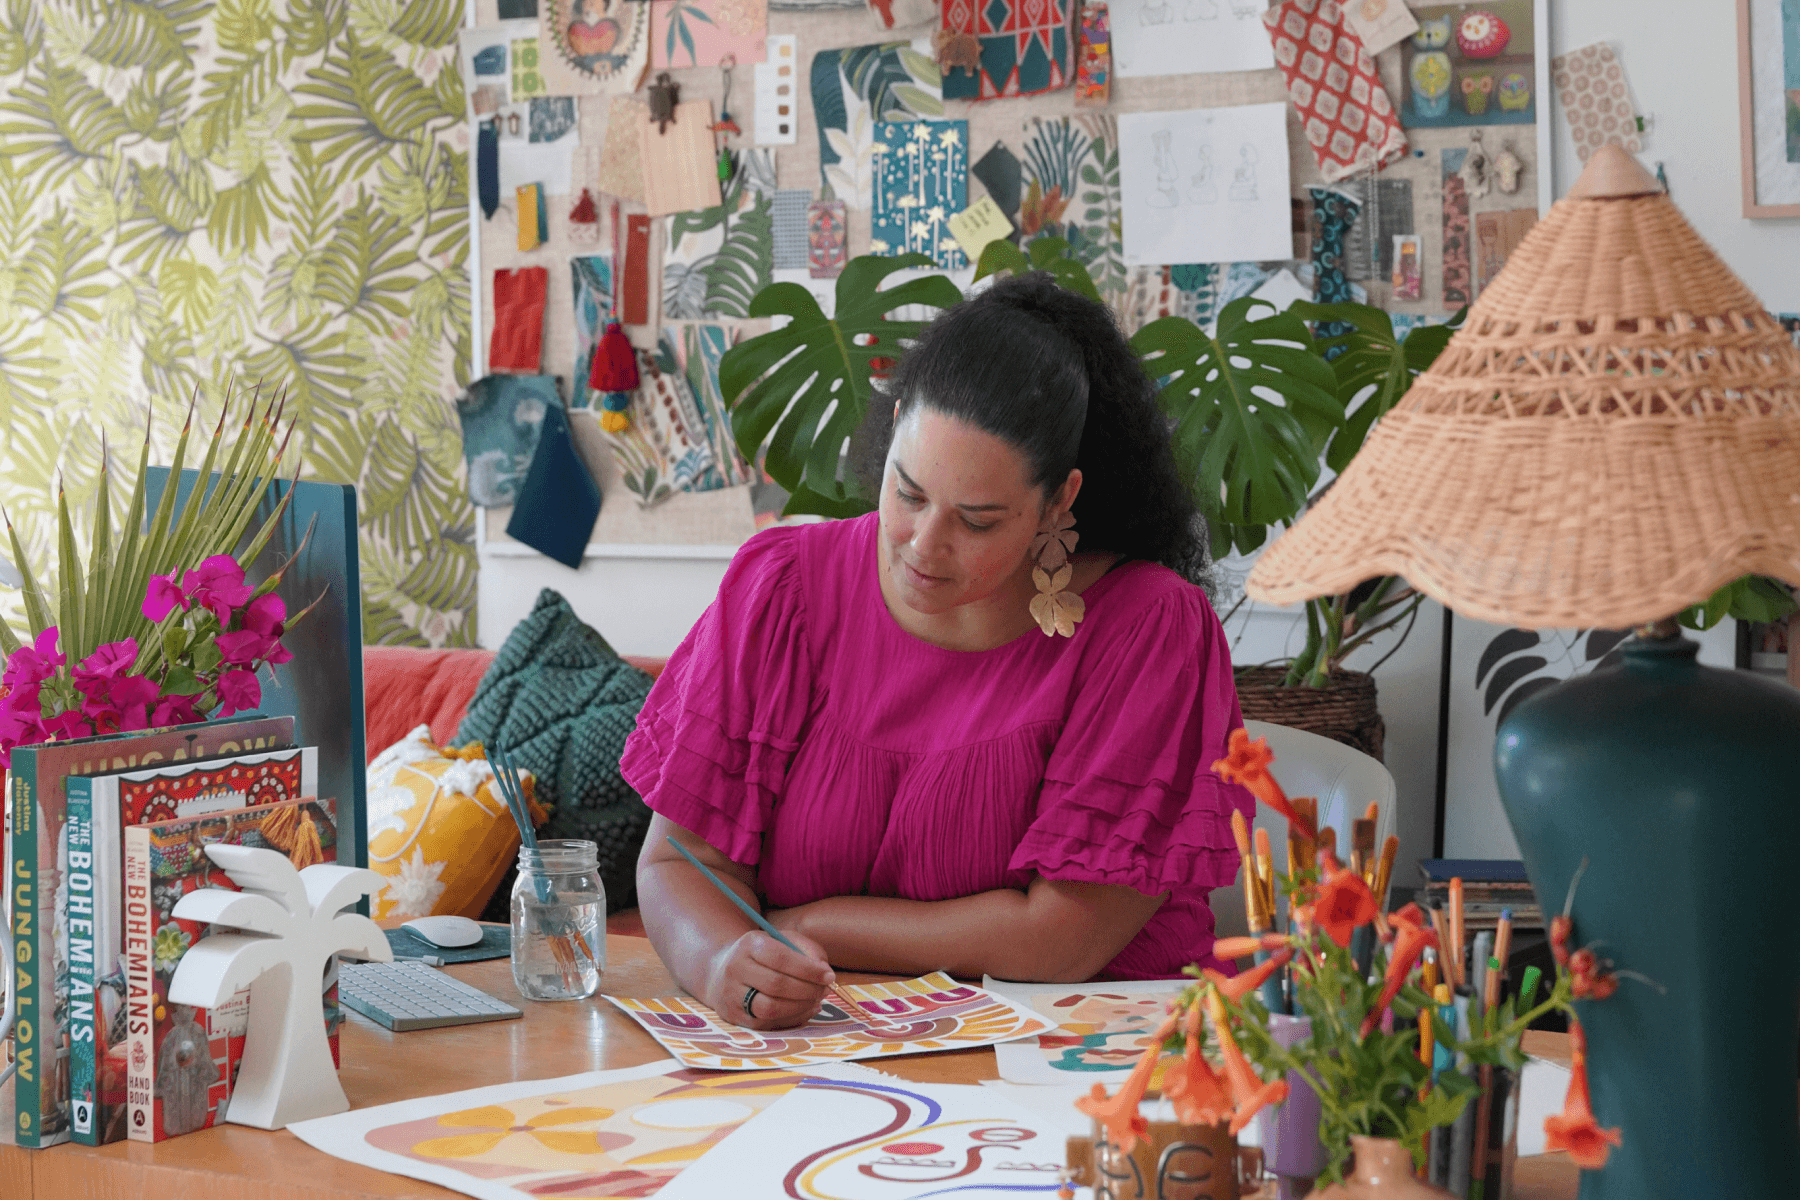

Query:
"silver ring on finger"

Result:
[[744, 985, 759, 1020]]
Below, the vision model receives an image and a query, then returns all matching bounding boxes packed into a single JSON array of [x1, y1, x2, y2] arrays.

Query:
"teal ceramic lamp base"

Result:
[[1494, 633, 1800, 1199]]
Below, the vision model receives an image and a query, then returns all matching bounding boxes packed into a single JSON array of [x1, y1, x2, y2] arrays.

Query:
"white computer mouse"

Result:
[[401, 915, 484, 949]]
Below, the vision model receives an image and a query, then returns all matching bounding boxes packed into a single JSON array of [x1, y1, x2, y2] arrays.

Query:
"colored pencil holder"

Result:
[[1256, 1013, 1327, 1198]]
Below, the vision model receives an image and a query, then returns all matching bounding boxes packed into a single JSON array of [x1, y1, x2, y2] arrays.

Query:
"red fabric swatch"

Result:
[[622, 214, 651, 325], [1263, 0, 1407, 184], [488, 267, 548, 373]]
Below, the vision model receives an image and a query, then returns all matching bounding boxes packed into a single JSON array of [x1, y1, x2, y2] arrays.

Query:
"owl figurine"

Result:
[[1498, 70, 1532, 112], [1462, 72, 1495, 116], [1410, 18, 1453, 119]]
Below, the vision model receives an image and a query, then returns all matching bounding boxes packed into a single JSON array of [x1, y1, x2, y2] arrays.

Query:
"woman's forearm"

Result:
[[774, 879, 1165, 983], [636, 853, 762, 1001]]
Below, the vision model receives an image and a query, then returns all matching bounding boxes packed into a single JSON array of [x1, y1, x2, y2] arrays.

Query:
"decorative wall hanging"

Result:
[[1439, 146, 1471, 307], [1107, 0, 1273, 78], [651, 0, 768, 68], [457, 375, 562, 507], [1401, 0, 1535, 127], [1118, 102, 1292, 265], [680, 324, 756, 489], [811, 39, 944, 209], [1460, 129, 1492, 199], [596, 95, 649, 201], [505, 398, 604, 569], [567, 188, 601, 243], [1074, 0, 1112, 105], [1264, 0, 1409, 184], [490, 267, 550, 373], [937, 0, 1072, 100], [754, 34, 800, 143], [1551, 41, 1642, 164], [1017, 114, 1127, 300], [641, 100, 725, 216], [871, 120, 970, 268], [537, 0, 652, 94], [1493, 139, 1524, 192], [1737, 0, 1800, 215], [1341, 0, 1418, 54], [807, 199, 849, 276], [663, 150, 777, 319]]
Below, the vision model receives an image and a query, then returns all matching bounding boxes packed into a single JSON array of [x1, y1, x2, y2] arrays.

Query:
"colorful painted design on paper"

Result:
[[457, 376, 559, 507], [289, 1061, 808, 1200], [1441, 147, 1471, 308], [539, 0, 653, 95], [654, 1074, 1066, 1200], [807, 200, 849, 276], [679, 324, 754, 490], [939, 0, 1072, 100], [1018, 114, 1127, 303], [1265, 0, 1409, 183], [652, 0, 769, 68], [571, 256, 616, 411], [811, 40, 944, 209], [871, 121, 970, 269], [1551, 42, 1642, 164], [1075, 0, 1112, 106], [1401, 2, 1536, 127], [610, 972, 1052, 1070], [663, 151, 777, 320]]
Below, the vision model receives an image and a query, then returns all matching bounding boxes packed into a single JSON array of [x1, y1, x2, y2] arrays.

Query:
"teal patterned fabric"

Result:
[[456, 589, 655, 913], [1309, 186, 1363, 357]]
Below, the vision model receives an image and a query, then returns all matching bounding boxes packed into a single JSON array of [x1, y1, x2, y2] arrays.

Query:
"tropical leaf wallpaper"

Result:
[[0, 0, 473, 648]]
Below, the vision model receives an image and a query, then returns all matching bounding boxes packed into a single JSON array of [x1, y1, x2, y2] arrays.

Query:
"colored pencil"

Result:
[[1448, 877, 1466, 989]]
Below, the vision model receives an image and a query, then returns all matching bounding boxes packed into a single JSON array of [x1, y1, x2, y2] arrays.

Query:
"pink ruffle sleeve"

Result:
[[1010, 587, 1253, 898], [619, 528, 813, 866]]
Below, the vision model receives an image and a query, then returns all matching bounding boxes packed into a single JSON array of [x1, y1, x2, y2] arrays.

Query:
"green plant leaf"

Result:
[[291, 33, 443, 182], [973, 236, 1101, 301], [1132, 297, 1343, 538], [1293, 302, 1464, 472], [1680, 575, 1799, 630], [388, 0, 463, 48], [701, 191, 773, 318], [720, 254, 963, 513], [0, 60, 135, 187]]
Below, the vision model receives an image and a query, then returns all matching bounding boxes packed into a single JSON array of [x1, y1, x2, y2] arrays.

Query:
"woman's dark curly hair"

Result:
[[851, 271, 1211, 588]]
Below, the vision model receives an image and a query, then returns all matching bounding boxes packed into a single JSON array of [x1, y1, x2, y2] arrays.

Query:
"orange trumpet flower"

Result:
[[1074, 1016, 1175, 1153], [1360, 903, 1437, 1038], [1162, 1003, 1230, 1126], [1201, 947, 1295, 1004], [1543, 1019, 1621, 1169], [1204, 994, 1289, 1135], [1314, 862, 1379, 948], [1211, 728, 1317, 841], [1211, 933, 1290, 962]]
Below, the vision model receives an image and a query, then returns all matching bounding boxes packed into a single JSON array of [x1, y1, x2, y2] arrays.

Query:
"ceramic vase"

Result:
[[1310, 1136, 1454, 1200], [1068, 1117, 1258, 1199]]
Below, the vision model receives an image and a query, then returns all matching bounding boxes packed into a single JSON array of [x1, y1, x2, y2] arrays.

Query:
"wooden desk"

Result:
[[1, 937, 1579, 1198]]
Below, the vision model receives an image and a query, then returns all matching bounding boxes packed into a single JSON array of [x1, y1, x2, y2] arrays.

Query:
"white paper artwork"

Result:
[[1119, 103, 1292, 265], [1109, 0, 1273, 78], [983, 976, 1189, 1087]]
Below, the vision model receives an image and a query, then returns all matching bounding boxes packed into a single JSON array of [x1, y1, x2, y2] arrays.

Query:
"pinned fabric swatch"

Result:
[[678, 325, 754, 490], [971, 140, 1022, 227], [1017, 114, 1126, 302], [808, 199, 848, 277], [623, 214, 651, 324], [599, 344, 720, 507], [597, 96, 648, 202], [811, 39, 944, 209], [1551, 42, 1642, 163], [663, 151, 778, 320], [938, 0, 1071, 100], [457, 374, 561, 508], [490, 267, 549, 373], [771, 189, 811, 269], [1074, 0, 1110, 106], [505, 401, 601, 570], [1440, 146, 1471, 308], [641, 100, 724, 217], [516, 183, 547, 250], [1334, 176, 1413, 280], [478, 120, 500, 218], [536, 0, 651, 95], [872, 120, 969, 268], [651, 0, 769, 68], [1308, 186, 1361, 351], [1264, 0, 1408, 183], [1341, 0, 1417, 55], [571, 256, 616, 409]]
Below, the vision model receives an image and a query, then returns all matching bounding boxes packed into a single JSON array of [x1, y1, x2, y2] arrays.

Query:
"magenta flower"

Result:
[[151, 693, 202, 728], [215, 629, 277, 667], [215, 668, 261, 716], [142, 573, 187, 623], [4, 627, 65, 687], [182, 555, 254, 624], [42, 710, 93, 742], [244, 593, 287, 636]]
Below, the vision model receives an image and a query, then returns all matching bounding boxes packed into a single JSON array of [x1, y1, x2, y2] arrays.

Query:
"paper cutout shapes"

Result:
[[871, 119, 970, 268], [983, 976, 1188, 1086], [1402, 0, 1536, 127], [1551, 41, 1642, 163], [754, 34, 799, 144], [1075, 0, 1112, 105], [652, 0, 768, 69], [610, 972, 1051, 1070], [458, 375, 561, 506], [938, 0, 1072, 100], [1341, 0, 1418, 54], [1120, 103, 1292, 265], [537, 0, 652, 95], [490, 267, 549, 373], [1264, 0, 1409, 184], [289, 1060, 809, 1200], [947, 195, 1014, 260], [807, 199, 848, 276], [811, 39, 944, 209], [596, 95, 648, 202], [1108, 0, 1273, 79]]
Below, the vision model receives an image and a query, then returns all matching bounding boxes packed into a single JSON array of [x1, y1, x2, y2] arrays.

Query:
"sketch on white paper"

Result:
[[1110, 0, 1271, 77], [1120, 103, 1291, 265]]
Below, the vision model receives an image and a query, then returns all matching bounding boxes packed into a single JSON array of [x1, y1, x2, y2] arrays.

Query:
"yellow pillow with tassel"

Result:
[[366, 724, 546, 921]]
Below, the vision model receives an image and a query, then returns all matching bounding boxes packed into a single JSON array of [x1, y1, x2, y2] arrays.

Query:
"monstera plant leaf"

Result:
[[1293, 301, 1465, 472], [720, 253, 963, 517], [973, 235, 1100, 301], [1131, 296, 1341, 558]]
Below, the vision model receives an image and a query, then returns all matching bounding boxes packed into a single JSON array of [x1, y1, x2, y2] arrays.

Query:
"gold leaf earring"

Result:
[[1028, 510, 1083, 637]]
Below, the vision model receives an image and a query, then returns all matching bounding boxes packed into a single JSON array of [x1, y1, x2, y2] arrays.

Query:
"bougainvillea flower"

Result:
[[1074, 1016, 1174, 1153], [1162, 1005, 1230, 1126], [73, 639, 140, 701], [215, 629, 278, 667], [1315, 865, 1380, 948], [183, 555, 255, 623], [1211, 934, 1290, 962], [215, 667, 262, 716], [1210, 728, 1316, 841], [1544, 1020, 1621, 1169], [1202, 948, 1295, 1004], [151, 693, 202, 728], [4, 627, 65, 687], [1204, 994, 1288, 1135], [244, 592, 287, 637], [142, 573, 188, 623], [102, 674, 159, 725], [1360, 904, 1438, 1038], [42, 710, 94, 742]]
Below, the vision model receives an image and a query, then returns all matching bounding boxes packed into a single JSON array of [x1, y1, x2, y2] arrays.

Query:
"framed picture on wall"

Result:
[[1736, 0, 1800, 217]]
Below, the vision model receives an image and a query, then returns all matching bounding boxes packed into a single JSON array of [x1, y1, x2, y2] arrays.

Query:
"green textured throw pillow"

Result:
[[455, 588, 655, 913]]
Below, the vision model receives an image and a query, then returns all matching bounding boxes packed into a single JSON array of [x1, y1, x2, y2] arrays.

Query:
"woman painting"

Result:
[[625, 273, 1252, 1030]]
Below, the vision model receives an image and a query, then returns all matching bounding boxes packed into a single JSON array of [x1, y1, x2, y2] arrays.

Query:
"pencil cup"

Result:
[[511, 840, 606, 1001], [1257, 1014, 1327, 1199]]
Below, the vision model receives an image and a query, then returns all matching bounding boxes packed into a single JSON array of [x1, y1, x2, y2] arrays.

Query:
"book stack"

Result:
[[1418, 858, 1544, 931], [3, 716, 340, 1148]]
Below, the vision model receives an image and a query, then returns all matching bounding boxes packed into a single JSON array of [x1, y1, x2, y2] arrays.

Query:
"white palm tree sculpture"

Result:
[[169, 845, 391, 1129]]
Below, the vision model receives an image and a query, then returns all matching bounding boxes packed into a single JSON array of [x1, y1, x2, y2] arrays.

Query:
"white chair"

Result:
[[1210, 720, 1398, 941]]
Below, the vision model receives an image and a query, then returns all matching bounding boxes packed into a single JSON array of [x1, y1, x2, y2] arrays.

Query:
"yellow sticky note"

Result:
[[517, 185, 542, 252], [947, 197, 1014, 262]]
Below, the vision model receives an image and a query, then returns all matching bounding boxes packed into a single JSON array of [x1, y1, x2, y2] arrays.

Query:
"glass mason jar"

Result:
[[510, 840, 606, 1001]]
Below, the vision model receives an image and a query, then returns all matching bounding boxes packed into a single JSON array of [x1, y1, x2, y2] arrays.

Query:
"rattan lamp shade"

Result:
[[1247, 144, 1800, 629]]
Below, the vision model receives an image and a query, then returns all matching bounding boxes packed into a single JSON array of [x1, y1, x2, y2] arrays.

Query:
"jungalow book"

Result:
[[4, 716, 292, 1148]]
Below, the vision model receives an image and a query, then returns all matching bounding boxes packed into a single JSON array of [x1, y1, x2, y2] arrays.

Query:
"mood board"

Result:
[[467, 0, 1562, 551]]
